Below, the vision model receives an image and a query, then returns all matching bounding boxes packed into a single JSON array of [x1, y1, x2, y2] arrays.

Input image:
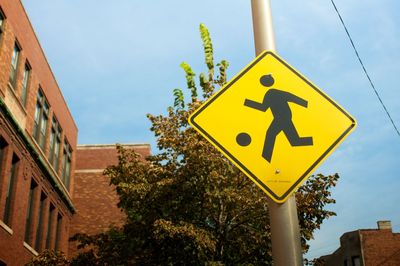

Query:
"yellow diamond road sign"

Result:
[[189, 51, 356, 203]]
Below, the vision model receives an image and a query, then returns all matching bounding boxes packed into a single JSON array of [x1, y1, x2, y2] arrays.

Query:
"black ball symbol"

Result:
[[260, 74, 275, 87], [236, 132, 251, 147]]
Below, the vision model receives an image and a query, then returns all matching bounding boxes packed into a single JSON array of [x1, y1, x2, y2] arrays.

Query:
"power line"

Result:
[[330, 0, 400, 137]]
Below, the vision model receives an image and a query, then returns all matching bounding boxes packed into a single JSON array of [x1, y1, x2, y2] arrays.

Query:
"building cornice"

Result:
[[77, 143, 150, 149]]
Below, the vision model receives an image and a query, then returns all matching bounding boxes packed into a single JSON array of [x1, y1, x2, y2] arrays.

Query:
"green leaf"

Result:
[[200, 23, 214, 71], [180, 62, 197, 99], [173, 88, 184, 109]]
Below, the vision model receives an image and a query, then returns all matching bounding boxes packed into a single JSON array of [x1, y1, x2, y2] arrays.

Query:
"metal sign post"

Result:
[[251, 0, 303, 265]]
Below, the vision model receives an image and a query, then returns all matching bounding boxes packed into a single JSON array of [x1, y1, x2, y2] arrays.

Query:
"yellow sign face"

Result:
[[189, 51, 356, 203]]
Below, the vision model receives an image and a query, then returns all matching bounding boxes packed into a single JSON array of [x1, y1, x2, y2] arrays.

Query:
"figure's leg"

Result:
[[262, 121, 280, 163], [283, 121, 313, 146]]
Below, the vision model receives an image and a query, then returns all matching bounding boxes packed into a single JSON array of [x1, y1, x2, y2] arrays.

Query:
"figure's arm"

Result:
[[285, 92, 308, 107], [244, 98, 269, 111]]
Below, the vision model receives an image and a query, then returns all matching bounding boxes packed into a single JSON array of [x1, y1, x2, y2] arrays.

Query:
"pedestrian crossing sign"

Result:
[[189, 51, 356, 203]]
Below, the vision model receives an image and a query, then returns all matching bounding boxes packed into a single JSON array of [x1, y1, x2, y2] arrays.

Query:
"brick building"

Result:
[[0, 0, 77, 265], [68, 144, 150, 256], [0, 1, 152, 264], [319, 221, 400, 266]]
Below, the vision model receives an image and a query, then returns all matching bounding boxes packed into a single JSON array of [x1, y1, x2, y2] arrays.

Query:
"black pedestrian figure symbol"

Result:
[[241, 74, 313, 163]]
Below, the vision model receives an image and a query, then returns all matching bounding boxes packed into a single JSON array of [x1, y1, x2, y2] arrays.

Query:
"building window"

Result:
[[61, 140, 71, 189], [55, 214, 62, 251], [352, 256, 361, 266], [45, 204, 55, 249], [9, 42, 21, 86], [49, 117, 61, 171], [0, 137, 7, 176], [24, 180, 38, 245], [33, 89, 49, 150], [20, 62, 31, 107], [3, 154, 19, 227], [35, 192, 47, 251], [0, 8, 4, 34]]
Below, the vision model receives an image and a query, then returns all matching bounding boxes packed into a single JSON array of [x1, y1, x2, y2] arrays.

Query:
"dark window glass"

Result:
[[352, 256, 361, 266], [0, 9, 4, 32], [45, 204, 55, 249], [49, 117, 61, 171], [61, 140, 72, 189], [55, 214, 62, 251], [33, 89, 49, 150], [35, 192, 46, 251], [20, 63, 31, 106], [24, 180, 37, 244], [9, 43, 20, 86], [0, 137, 7, 176], [3, 154, 19, 226]]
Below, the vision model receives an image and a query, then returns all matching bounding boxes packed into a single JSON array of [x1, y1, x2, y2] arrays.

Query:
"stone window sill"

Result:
[[0, 220, 13, 235], [23, 242, 38, 256]]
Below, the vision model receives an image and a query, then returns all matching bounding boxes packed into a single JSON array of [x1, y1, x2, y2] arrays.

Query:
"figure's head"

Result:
[[260, 74, 274, 87]]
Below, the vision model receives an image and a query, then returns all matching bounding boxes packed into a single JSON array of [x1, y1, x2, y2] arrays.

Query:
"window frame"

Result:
[[61, 140, 72, 189], [49, 116, 62, 171], [33, 89, 50, 150], [9, 41, 21, 87], [20, 61, 31, 107]]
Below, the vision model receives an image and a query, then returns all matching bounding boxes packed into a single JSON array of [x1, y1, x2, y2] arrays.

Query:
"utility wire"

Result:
[[330, 0, 400, 137]]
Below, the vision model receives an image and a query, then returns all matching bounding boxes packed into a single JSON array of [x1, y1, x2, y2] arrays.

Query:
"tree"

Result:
[[70, 24, 338, 265], [25, 250, 69, 266]]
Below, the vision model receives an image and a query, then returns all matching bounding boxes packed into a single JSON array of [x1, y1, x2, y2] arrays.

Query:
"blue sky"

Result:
[[22, 0, 400, 259]]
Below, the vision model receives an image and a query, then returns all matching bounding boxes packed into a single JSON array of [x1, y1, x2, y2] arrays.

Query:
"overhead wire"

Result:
[[330, 0, 400, 137]]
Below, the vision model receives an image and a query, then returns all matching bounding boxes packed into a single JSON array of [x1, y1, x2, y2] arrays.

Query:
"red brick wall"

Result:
[[0, 1, 78, 265], [0, 122, 33, 266], [0, 0, 77, 195], [0, 115, 72, 266], [75, 144, 151, 171], [69, 144, 151, 257], [0, 0, 77, 146], [361, 229, 400, 266]]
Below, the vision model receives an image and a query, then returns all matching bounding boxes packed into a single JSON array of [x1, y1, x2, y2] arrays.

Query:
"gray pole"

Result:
[[251, 0, 304, 265]]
